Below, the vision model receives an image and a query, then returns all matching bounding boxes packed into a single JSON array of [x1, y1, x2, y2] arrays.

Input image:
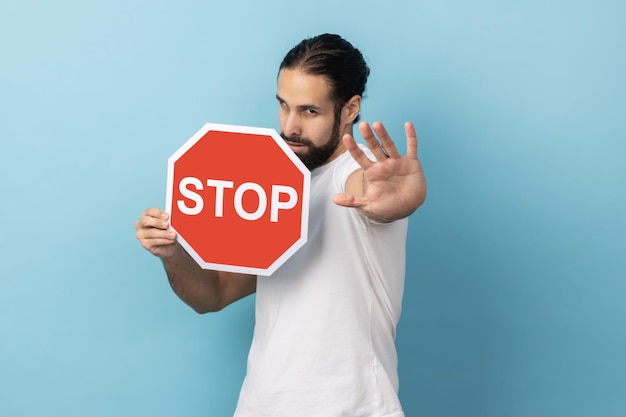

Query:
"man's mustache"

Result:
[[280, 133, 314, 147]]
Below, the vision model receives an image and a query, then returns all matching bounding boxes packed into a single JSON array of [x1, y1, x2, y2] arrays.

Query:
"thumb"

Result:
[[333, 193, 363, 208]]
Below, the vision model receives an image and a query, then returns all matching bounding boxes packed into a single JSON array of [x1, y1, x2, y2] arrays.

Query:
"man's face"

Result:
[[277, 68, 346, 170]]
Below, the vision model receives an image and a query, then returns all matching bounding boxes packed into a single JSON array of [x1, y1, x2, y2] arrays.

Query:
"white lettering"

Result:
[[177, 177, 204, 215], [270, 185, 298, 222], [176, 179, 299, 221], [234, 182, 267, 221], [206, 179, 234, 217]]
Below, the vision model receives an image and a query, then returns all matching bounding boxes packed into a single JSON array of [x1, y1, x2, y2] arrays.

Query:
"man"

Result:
[[136, 34, 426, 417]]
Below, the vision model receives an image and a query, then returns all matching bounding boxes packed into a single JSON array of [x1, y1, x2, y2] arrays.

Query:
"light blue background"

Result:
[[1, 1, 624, 416]]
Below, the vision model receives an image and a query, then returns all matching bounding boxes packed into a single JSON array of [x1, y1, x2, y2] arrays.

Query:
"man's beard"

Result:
[[280, 112, 342, 170]]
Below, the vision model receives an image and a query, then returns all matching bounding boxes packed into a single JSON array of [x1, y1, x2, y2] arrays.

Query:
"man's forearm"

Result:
[[161, 244, 222, 313]]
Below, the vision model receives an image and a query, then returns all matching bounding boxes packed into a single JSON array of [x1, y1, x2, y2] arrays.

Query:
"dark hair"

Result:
[[279, 33, 370, 123]]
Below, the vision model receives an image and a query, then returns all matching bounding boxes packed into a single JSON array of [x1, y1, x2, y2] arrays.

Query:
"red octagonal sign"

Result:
[[166, 123, 310, 276]]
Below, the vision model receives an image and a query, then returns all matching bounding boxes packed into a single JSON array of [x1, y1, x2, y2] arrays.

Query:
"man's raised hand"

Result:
[[333, 121, 427, 222]]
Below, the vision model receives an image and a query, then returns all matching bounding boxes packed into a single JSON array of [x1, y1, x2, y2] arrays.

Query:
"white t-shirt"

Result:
[[234, 149, 408, 417]]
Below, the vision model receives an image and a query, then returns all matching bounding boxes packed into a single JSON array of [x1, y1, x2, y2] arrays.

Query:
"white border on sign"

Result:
[[165, 123, 311, 277]]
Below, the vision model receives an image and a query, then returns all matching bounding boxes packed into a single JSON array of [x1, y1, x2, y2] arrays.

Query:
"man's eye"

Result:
[[306, 108, 317, 115]]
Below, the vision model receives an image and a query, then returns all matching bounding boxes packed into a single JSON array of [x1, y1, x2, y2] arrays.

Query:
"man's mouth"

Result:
[[286, 141, 308, 152]]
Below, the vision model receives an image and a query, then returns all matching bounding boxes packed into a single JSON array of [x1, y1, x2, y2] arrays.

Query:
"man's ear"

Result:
[[342, 95, 362, 124]]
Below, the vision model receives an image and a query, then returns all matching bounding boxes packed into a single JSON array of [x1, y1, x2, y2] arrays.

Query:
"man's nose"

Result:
[[283, 112, 302, 137]]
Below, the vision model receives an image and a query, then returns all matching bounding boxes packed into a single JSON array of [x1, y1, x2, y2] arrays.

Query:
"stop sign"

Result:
[[165, 123, 310, 276]]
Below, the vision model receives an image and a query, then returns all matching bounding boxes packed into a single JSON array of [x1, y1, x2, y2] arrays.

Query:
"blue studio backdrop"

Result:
[[1, 1, 624, 416]]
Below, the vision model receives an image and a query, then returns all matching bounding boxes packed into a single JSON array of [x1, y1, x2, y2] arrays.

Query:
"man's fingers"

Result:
[[333, 193, 365, 208], [343, 134, 373, 169], [136, 225, 176, 241], [147, 238, 177, 248], [404, 121, 418, 159], [358, 122, 390, 161], [371, 121, 401, 159], [143, 208, 169, 220], [136, 207, 176, 250], [135, 208, 180, 258], [137, 209, 170, 230], [346, 121, 420, 170]]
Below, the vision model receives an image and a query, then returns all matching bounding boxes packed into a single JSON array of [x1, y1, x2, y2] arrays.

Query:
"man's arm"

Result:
[[135, 208, 256, 313], [334, 121, 427, 222]]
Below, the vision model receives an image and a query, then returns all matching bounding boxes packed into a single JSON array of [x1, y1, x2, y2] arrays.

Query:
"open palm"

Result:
[[333, 121, 427, 222]]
